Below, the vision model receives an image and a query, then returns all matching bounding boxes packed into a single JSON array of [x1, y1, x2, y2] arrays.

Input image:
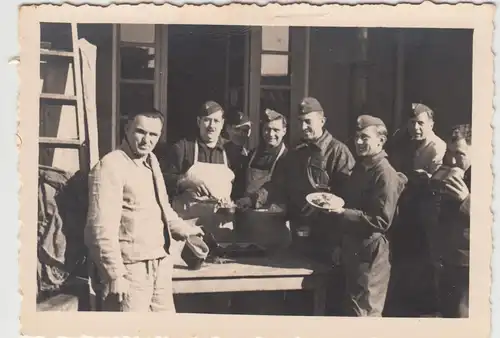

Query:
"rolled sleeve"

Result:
[[84, 159, 127, 281]]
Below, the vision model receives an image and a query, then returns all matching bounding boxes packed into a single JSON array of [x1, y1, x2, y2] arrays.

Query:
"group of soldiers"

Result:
[[84, 96, 471, 318]]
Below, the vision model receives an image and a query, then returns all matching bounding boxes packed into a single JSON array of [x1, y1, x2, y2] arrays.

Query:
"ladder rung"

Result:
[[39, 137, 82, 148], [40, 93, 77, 105], [40, 49, 74, 58]]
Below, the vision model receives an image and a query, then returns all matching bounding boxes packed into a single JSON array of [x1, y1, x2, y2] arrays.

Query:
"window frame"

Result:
[[112, 24, 168, 149]]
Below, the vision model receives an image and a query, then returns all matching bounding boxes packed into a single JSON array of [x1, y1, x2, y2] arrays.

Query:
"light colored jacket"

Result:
[[412, 131, 446, 174], [84, 141, 187, 282]]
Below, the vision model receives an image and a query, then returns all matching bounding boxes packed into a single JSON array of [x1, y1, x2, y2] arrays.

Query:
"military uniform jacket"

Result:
[[340, 150, 408, 240]]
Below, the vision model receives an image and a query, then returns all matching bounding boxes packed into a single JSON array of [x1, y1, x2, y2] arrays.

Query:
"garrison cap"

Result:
[[299, 97, 323, 115], [199, 101, 224, 117], [261, 108, 285, 124], [356, 115, 386, 131], [410, 103, 434, 118], [226, 110, 251, 128]]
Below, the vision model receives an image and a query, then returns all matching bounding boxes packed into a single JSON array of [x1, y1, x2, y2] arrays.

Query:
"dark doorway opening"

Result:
[[166, 25, 249, 145]]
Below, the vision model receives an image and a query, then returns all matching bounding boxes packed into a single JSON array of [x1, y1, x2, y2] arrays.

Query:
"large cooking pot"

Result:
[[235, 208, 291, 250]]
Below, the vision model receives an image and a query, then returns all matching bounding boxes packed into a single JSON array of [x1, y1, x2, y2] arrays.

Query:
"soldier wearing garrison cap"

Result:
[[230, 108, 291, 315], [225, 110, 252, 153], [235, 108, 290, 247], [164, 100, 239, 313], [223, 110, 252, 201], [326, 114, 408, 317], [385, 102, 447, 316], [165, 100, 236, 240], [282, 97, 355, 286]]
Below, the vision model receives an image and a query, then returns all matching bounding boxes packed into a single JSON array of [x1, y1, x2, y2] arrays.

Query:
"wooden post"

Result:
[[247, 26, 262, 150], [392, 29, 405, 133], [290, 27, 308, 147], [111, 24, 119, 150], [157, 25, 169, 143]]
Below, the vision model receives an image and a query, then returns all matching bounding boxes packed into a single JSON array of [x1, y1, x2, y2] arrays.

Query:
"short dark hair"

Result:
[[449, 124, 472, 145], [128, 109, 165, 125], [411, 103, 434, 121]]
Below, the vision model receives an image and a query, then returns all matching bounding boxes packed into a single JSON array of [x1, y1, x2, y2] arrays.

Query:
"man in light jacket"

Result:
[[385, 103, 446, 316], [85, 110, 202, 312]]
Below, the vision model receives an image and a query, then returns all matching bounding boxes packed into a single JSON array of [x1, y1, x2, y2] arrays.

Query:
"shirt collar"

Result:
[[359, 150, 388, 170], [414, 131, 439, 151], [197, 137, 225, 151], [119, 139, 152, 168], [259, 141, 284, 156]]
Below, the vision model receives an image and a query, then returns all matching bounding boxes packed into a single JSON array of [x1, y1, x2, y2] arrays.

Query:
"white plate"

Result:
[[306, 192, 345, 211]]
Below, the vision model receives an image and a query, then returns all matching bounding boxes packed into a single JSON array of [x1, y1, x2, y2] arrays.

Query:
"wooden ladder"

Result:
[[39, 22, 90, 173], [39, 22, 94, 311]]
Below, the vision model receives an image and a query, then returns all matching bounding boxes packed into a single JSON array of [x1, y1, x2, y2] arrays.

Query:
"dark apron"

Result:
[[231, 144, 290, 315], [236, 144, 290, 250]]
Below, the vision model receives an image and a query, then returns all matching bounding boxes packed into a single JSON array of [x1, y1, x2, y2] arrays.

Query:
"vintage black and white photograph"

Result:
[[19, 3, 493, 338]]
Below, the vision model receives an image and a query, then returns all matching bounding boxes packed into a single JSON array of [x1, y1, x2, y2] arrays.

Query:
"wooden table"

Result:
[[172, 251, 330, 315]]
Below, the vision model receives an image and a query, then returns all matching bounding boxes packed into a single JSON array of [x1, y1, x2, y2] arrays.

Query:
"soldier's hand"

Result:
[[109, 276, 129, 303], [324, 207, 345, 214], [443, 176, 469, 202], [187, 225, 205, 238], [195, 182, 213, 198]]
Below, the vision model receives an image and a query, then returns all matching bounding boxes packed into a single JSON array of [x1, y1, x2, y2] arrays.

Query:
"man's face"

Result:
[[227, 124, 251, 146], [125, 115, 163, 157], [299, 111, 325, 141], [407, 112, 434, 141], [443, 138, 471, 171], [197, 110, 224, 143], [263, 119, 287, 148], [354, 126, 385, 157]]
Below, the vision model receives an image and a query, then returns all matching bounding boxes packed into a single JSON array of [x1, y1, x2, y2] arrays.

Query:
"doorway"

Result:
[[166, 25, 249, 145]]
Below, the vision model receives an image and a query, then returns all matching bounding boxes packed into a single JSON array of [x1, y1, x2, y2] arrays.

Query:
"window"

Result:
[[260, 26, 290, 85], [117, 24, 158, 141], [259, 26, 291, 143], [120, 46, 155, 80]]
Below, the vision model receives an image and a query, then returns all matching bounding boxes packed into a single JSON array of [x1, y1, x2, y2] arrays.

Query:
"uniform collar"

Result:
[[359, 150, 388, 170], [306, 130, 333, 153], [120, 139, 153, 168]]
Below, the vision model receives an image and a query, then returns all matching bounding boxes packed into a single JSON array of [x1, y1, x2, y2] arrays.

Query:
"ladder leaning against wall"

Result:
[[38, 22, 99, 311]]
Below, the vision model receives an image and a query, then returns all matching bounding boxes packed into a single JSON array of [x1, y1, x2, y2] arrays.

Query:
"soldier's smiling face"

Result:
[[299, 111, 325, 141], [354, 126, 385, 157]]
